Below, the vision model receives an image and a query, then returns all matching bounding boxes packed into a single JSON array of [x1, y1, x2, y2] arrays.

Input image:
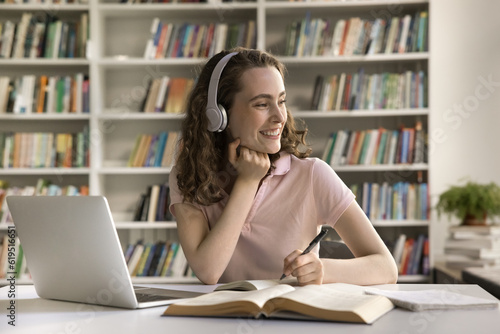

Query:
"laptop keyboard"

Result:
[[133, 286, 204, 303], [135, 293, 176, 303]]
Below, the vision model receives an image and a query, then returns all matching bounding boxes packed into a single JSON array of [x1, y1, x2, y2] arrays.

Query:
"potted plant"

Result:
[[436, 181, 500, 225]]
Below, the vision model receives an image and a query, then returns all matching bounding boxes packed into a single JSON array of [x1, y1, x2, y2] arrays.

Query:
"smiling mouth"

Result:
[[260, 129, 280, 136]]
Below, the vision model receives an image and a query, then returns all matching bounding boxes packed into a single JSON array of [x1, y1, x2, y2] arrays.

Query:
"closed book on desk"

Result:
[[163, 284, 394, 324], [365, 287, 499, 311]]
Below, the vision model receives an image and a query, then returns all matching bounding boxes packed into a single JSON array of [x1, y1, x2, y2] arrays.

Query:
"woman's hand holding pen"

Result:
[[282, 251, 324, 285], [281, 230, 327, 285], [228, 138, 270, 183]]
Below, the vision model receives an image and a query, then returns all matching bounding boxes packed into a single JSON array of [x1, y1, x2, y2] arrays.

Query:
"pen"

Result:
[[280, 229, 328, 280]]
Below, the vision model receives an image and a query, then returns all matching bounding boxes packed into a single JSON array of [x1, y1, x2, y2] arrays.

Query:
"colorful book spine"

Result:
[[0, 128, 89, 169], [133, 183, 173, 223], [285, 11, 428, 57], [0, 12, 88, 59], [143, 19, 257, 59], [390, 234, 428, 276], [323, 122, 426, 167], [127, 131, 180, 168], [350, 181, 429, 221], [310, 69, 427, 111], [0, 74, 89, 114]]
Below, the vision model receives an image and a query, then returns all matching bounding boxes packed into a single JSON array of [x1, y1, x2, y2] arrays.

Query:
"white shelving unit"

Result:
[[1, 0, 430, 284]]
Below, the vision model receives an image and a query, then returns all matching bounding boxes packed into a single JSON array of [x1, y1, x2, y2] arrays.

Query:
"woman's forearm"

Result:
[[178, 178, 260, 284], [321, 253, 398, 285]]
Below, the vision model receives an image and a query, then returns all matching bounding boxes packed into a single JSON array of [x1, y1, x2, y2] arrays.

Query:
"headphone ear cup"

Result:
[[206, 107, 223, 132], [206, 52, 238, 132], [218, 104, 228, 131]]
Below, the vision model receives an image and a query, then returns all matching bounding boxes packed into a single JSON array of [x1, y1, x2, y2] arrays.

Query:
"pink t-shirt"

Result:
[[169, 153, 355, 282]]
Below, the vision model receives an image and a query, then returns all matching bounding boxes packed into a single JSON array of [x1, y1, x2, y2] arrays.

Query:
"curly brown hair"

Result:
[[175, 47, 311, 206]]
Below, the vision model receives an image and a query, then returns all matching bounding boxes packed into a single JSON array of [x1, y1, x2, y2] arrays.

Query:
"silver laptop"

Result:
[[6, 195, 203, 309]]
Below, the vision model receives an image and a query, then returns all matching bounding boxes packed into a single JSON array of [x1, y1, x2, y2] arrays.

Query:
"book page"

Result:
[[163, 285, 295, 317], [275, 284, 384, 311], [264, 284, 394, 324]]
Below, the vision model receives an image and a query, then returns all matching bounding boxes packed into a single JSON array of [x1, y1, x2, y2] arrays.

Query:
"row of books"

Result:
[[444, 225, 500, 269], [133, 183, 174, 222], [0, 74, 90, 114], [0, 236, 29, 280], [0, 128, 90, 169], [310, 69, 427, 111], [351, 181, 429, 221], [285, 11, 428, 57], [143, 18, 256, 59], [0, 179, 89, 224], [391, 234, 430, 276], [141, 76, 194, 114], [0, 12, 88, 59], [128, 131, 180, 168], [124, 240, 193, 278], [322, 122, 426, 167]]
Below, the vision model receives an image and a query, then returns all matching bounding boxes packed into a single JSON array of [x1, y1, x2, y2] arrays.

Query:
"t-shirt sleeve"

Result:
[[312, 159, 356, 227], [168, 166, 211, 229]]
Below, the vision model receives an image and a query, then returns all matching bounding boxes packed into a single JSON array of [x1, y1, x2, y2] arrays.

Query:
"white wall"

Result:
[[430, 0, 500, 256]]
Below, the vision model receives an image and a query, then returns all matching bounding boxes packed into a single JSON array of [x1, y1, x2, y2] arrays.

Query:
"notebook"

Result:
[[6, 195, 203, 309]]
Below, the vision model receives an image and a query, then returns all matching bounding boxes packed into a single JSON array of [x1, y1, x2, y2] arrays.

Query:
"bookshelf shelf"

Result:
[[397, 274, 429, 283], [0, 114, 90, 121], [264, 0, 428, 9], [332, 164, 428, 172], [371, 220, 430, 227], [0, 168, 90, 176], [99, 166, 171, 175], [130, 276, 200, 284], [96, 57, 204, 67], [0, 224, 14, 231], [98, 112, 184, 120], [0, 276, 201, 285], [293, 108, 429, 118], [279, 53, 429, 64], [0, 59, 90, 66], [0, 4, 90, 11], [0, 278, 32, 286], [0, 0, 431, 284], [114, 221, 176, 230]]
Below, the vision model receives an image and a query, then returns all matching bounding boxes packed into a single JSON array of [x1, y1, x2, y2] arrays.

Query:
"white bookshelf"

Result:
[[1, 0, 430, 284]]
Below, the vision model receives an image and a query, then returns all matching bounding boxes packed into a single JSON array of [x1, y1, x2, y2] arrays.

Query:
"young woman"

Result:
[[169, 47, 398, 286]]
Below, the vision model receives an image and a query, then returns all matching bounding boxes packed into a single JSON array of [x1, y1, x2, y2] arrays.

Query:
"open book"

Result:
[[163, 284, 394, 324]]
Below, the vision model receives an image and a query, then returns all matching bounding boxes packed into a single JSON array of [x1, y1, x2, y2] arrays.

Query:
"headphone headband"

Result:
[[206, 52, 239, 132]]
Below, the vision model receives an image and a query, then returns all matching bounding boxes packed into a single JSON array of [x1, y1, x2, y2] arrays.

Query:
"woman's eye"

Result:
[[279, 99, 287, 105]]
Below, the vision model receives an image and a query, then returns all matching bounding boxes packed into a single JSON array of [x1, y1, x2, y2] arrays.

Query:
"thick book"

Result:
[[444, 253, 500, 269], [163, 283, 394, 324], [449, 224, 500, 237]]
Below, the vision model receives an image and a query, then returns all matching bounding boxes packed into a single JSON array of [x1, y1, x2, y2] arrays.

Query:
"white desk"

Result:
[[1, 284, 499, 334]]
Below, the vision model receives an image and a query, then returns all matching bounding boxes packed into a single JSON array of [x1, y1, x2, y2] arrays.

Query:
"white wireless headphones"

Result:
[[206, 52, 239, 132]]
